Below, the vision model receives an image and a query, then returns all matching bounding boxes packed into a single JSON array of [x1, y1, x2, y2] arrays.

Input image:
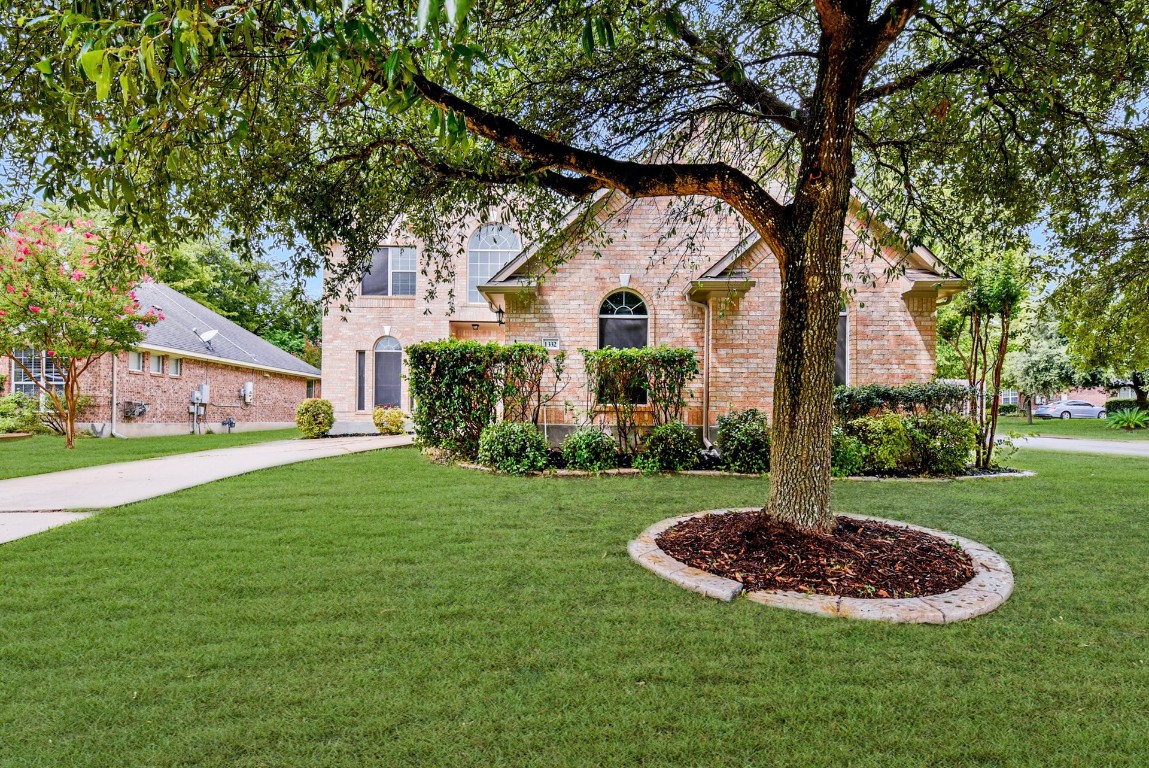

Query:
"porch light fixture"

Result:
[[495, 307, 505, 325], [471, 323, 480, 331]]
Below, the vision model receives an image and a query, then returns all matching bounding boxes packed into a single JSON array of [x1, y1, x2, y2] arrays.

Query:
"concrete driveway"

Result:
[[0, 434, 412, 544]]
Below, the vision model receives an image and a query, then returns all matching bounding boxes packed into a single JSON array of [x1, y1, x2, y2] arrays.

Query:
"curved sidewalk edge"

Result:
[[0, 435, 413, 514]]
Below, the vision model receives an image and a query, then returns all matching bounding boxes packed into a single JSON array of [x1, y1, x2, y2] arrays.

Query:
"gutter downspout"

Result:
[[110, 353, 126, 438], [686, 295, 713, 448]]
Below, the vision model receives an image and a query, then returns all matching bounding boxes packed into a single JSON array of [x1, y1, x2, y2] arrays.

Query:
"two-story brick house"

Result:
[[323, 191, 962, 437]]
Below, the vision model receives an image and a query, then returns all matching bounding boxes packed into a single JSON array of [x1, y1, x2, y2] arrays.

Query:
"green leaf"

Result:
[[79, 48, 103, 82], [444, 0, 472, 24], [580, 19, 594, 56], [33, 58, 52, 75], [416, 0, 439, 32]]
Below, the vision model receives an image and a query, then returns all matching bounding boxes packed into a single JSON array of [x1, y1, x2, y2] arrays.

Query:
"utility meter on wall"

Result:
[[242, 382, 254, 404]]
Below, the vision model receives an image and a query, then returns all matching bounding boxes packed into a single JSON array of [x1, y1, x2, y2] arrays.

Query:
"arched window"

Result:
[[598, 291, 648, 349], [468, 224, 521, 304], [374, 336, 403, 408]]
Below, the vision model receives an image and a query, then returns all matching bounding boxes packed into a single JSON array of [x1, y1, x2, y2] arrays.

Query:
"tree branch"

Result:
[[859, 54, 981, 102]]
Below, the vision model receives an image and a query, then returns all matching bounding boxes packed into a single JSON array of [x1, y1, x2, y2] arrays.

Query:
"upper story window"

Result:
[[362, 246, 417, 297], [149, 354, 165, 374], [170, 357, 183, 377], [468, 225, 521, 304], [128, 351, 144, 371], [598, 291, 649, 349]]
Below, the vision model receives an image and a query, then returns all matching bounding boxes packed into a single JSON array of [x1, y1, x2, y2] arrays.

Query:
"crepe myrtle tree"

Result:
[[2, 2, 1146, 529], [0, 213, 159, 448]]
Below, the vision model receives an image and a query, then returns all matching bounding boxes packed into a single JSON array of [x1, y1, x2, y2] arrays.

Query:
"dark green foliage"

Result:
[[582, 346, 698, 452], [636, 421, 699, 474], [1107, 409, 1148, 431], [1106, 398, 1138, 413], [999, 404, 1019, 415], [830, 427, 867, 478], [832, 382, 970, 422], [847, 414, 912, 474], [904, 413, 978, 476], [407, 340, 559, 458], [0, 392, 49, 435], [715, 409, 771, 474], [560, 428, 617, 472], [406, 340, 504, 458], [477, 421, 549, 475], [295, 398, 334, 438]]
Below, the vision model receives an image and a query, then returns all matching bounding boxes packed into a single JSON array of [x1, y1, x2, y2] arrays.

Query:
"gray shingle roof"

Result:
[[132, 282, 320, 378]]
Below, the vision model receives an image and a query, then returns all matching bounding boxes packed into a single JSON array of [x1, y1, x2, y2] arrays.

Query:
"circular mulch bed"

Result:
[[628, 509, 1014, 623], [656, 511, 974, 599]]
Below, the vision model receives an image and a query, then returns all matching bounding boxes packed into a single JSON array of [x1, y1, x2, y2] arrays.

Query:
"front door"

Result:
[[373, 337, 402, 408]]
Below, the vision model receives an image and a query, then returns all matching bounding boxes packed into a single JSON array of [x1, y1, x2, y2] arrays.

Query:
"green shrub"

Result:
[[904, 412, 977, 475], [406, 339, 504, 458], [833, 381, 970, 421], [847, 413, 912, 473], [372, 406, 407, 435], [561, 427, 617, 472], [637, 420, 699, 473], [295, 398, 334, 438], [477, 421, 550, 475], [1107, 408, 1148, 431], [0, 392, 47, 434], [830, 427, 867, 477], [715, 408, 771, 474], [1105, 398, 1139, 413], [998, 403, 1019, 415]]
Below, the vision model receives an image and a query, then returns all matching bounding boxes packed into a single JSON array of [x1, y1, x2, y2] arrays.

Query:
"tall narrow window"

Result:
[[374, 336, 403, 409], [150, 354, 165, 374], [468, 225, 521, 304], [128, 351, 144, 371], [598, 291, 649, 349], [834, 311, 849, 386], [356, 351, 366, 411]]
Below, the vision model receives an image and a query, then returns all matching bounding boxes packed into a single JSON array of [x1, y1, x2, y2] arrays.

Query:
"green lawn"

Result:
[[997, 413, 1149, 441], [1, 448, 1146, 767], [0, 428, 300, 480]]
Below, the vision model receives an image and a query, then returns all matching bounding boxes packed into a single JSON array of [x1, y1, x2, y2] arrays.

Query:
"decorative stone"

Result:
[[629, 509, 1014, 623]]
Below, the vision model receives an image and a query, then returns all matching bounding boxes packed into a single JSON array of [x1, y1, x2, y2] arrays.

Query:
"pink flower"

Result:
[[0, 310, 7, 317], [4, 284, 12, 293], [29, 305, 41, 313], [71, 270, 85, 281], [45, 350, 54, 356], [14, 256, 23, 263]]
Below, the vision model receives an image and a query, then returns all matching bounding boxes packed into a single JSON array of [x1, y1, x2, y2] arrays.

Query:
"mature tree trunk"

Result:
[[1132, 370, 1148, 410], [763, 32, 863, 532]]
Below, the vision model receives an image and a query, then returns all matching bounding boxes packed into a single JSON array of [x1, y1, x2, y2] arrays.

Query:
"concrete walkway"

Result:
[[0, 435, 412, 543], [1008, 435, 1149, 458]]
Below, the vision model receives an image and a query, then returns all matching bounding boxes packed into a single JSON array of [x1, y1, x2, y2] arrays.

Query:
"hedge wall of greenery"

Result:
[[832, 381, 970, 421]]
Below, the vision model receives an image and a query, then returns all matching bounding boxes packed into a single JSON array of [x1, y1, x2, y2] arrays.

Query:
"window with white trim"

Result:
[[128, 351, 143, 371], [170, 357, 183, 376], [362, 246, 417, 297], [149, 354, 165, 374], [597, 291, 649, 404], [11, 350, 64, 408], [1000, 389, 1019, 406], [468, 225, 521, 304]]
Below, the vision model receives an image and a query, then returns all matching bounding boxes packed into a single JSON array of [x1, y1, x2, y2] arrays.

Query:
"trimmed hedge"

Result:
[[715, 408, 771, 474], [833, 381, 970, 421], [847, 413, 911, 473], [295, 398, 334, 438], [561, 427, 618, 472], [477, 421, 549, 475], [831, 427, 867, 477], [1106, 398, 1139, 413], [845, 411, 976, 476], [636, 421, 699, 473]]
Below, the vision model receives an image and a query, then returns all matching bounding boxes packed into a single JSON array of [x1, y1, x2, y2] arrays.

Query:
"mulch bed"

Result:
[[656, 511, 975, 599]]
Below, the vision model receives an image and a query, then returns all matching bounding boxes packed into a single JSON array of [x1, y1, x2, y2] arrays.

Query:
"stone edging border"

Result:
[[628, 509, 1014, 624], [453, 460, 1034, 482]]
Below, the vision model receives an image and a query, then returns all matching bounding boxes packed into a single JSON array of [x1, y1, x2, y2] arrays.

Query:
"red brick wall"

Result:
[[2, 350, 315, 437]]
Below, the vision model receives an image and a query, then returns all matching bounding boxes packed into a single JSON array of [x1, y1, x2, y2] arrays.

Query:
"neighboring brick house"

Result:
[[2, 282, 321, 437], [324, 191, 962, 436]]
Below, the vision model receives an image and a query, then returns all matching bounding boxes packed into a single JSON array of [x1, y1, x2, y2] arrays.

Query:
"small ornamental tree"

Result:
[[0, 213, 159, 447], [1005, 315, 1080, 424]]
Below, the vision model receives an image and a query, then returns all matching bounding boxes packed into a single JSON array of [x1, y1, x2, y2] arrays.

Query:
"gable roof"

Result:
[[132, 282, 320, 379]]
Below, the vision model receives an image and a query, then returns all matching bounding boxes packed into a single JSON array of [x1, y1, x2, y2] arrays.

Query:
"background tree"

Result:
[[0, 212, 158, 447], [1005, 311, 1081, 424], [2, 1, 1145, 529], [938, 249, 1027, 467]]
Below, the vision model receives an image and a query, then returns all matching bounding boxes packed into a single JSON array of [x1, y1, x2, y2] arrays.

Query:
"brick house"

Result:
[[2, 282, 321, 437], [324, 191, 962, 437]]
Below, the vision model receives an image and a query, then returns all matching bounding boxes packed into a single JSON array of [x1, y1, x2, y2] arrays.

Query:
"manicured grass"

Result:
[[997, 413, 1149, 441], [0, 428, 300, 480], [1, 448, 1147, 766]]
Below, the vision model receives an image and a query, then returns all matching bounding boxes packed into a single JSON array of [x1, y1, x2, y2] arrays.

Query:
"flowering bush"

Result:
[[0, 212, 158, 447], [296, 398, 335, 438], [372, 406, 407, 435]]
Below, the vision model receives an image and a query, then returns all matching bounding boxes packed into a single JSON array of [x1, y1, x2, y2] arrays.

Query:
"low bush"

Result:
[[847, 413, 911, 473], [830, 427, 867, 477], [1107, 408, 1148, 431], [372, 406, 407, 435], [0, 392, 47, 435], [477, 421, 550, 475], [1105, 398, 1139, 413], [904, 412, 977, 475], [561, 427, 617, 472], [998, 403, 1019, 415], [636, 420, 699, 473], [833, 381, 970, 421], [295, 398, 334, 439], [715, 409, 771, 474]]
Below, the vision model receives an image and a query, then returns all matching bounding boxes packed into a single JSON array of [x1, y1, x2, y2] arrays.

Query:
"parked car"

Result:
[[1033, 400, 1107, 419]]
